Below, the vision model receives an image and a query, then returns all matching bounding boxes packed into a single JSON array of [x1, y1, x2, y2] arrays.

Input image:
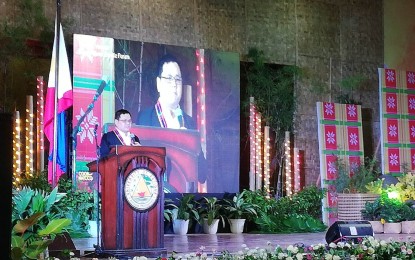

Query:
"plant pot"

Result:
[[173, 219, 189, 235], [337, 193, 379, 221], [368, 220, 383, 234], [229, 219, 246, 234], [401, 220, 415, 234], [202, 219, 219, 234], [383, 222, 401, 234]]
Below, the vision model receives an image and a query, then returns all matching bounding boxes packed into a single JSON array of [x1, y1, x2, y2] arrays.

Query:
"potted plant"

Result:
[[401, 202, 415, 233], [378, 194, 404, 234], [197, 196, 225, 234], [334, 157, 380, 221], [223, 190, 257, 233], [164, 194, 199, 235], [361, 199, 383, 233]]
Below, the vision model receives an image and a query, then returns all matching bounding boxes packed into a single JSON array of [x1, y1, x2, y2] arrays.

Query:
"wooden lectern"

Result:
[[87, 146, 166, 258]]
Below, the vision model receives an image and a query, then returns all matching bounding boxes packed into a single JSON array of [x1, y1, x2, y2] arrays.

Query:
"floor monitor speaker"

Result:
[[325, 220, 374, 244]]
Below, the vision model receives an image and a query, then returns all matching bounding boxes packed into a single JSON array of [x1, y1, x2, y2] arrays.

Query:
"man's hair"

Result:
[[115, 109, 131, 120], [157, 54, 180, 77]]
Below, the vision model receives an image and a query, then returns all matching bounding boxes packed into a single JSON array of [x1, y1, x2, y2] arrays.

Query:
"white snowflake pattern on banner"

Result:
[[388, 124, 398, 137], [350, 162, 360, 173], [349, 133, 358, 145], [409, 98, 415, 110], [324, 103, 334, 115], [389, 153, 399, 166], [412, 154, 415, 166], [75, 108, 99, 144], [387, 96, 396, 109], [326, 131, 336, 144], [329, 191, 337, 204], [347, 105, 357, 118], [386, 70, 395, 83], [411, 126, 415, 138], [408, 72, 415, 85], [327, 161, 337, 175]]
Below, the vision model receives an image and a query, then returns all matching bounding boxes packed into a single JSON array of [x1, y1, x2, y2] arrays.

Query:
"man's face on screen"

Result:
[[114, 113, 132, 133], [156, 61, 182, 110]]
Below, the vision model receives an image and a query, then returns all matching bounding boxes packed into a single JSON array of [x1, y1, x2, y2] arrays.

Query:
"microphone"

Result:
[[130, 133, 140, 146], [175, 108, 185, 128], [94, 124, 98, 136], [93, 80, 106, 101]]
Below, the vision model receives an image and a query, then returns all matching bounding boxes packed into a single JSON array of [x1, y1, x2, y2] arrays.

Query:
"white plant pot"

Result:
[[173, 219, 189, 235], [369, 220, 383, 234], [229, 219, 246, 234], [401, 220, 415, 234], [202, 219, 220, 234], [383, 222, 401, 234]]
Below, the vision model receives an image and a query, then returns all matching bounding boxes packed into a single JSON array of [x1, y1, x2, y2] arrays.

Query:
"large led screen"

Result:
[[72, 34, 240, 193]]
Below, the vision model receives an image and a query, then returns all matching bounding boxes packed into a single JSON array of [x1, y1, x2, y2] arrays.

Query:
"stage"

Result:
[[73, 232, 408, 259]]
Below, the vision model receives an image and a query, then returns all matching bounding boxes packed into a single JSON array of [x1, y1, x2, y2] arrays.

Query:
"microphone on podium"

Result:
[[130, 133, 140, 146]]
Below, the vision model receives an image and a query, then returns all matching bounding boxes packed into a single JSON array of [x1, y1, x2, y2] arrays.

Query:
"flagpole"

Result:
[[52, 0, 62, 187]]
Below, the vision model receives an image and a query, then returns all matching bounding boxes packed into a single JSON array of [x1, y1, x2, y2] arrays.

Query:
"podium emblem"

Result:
[[124, 168, 159, 211]]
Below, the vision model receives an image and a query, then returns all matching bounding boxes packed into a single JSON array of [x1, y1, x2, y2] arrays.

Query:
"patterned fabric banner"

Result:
[[317, 102, 364, 225], [379, 68, 415, 175], [72, 34, 115, 171]]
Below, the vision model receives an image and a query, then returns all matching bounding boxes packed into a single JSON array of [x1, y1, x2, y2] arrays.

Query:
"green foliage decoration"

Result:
[[197, 197, 225, 227], [334, 157, 380, 193], [55, 177, 95, 238], [243, 47, 302, 159], [223, 190, 258, 221], [11, 186, 71, 259], [164, 194, 199, 223]]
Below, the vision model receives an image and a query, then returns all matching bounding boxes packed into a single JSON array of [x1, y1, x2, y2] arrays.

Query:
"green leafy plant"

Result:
[[334, 157, 380, 193], [389, 172, 415, 202], [223, 190, 258, 221], [378, 194, 405, 223], [164, 194, 199, 223], [335, 74, 367, 104], [197, 196, 225, 226], [401, 203, 415, 221], [11, 186, 71, 259], [17, 171, 51, 192], [55, 177, 95, 238], [361, 199, 382, 221], [365, 179, 384, 195]]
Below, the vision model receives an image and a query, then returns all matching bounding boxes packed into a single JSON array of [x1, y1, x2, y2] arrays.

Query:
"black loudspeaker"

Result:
[[325, 221, 374, 244], [0, 113, 13, 259]]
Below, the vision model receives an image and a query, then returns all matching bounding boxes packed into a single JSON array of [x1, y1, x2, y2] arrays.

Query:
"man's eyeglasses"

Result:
[[118, 119, 132, 124], [160, 76, 182, 84]]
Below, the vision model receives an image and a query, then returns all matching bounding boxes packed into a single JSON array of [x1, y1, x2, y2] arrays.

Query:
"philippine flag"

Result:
[[44, 21, 73, 183]]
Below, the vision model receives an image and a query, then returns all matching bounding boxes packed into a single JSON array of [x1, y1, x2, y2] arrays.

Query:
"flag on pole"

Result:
[[44, 21, 73, 182]]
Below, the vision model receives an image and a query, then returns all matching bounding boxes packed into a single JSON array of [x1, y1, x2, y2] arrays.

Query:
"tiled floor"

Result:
[[72, 232, 411, 259]]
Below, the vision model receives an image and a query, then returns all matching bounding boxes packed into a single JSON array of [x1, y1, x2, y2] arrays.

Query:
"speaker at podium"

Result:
[[325, 221, 374, 244]]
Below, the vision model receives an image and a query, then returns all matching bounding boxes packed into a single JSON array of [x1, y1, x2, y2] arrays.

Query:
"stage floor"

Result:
[[73, 232, 410, 259]]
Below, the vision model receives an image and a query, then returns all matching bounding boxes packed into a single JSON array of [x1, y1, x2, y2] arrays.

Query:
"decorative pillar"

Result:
[[263, 126, 271, 194], [25, 96, 34, 176], [249, 97, 256, 191], [284, 131, 292, 196], [255, 113, 262, 190], [36, 76, 45, 171], [293, 148, 304, 193], [13, 111, 22, 186]]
